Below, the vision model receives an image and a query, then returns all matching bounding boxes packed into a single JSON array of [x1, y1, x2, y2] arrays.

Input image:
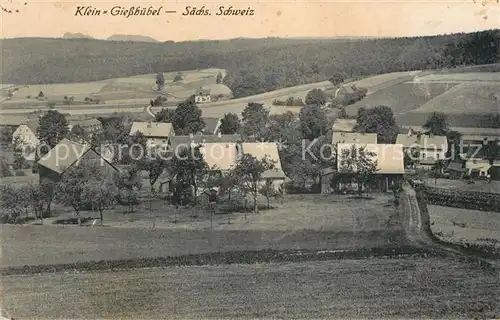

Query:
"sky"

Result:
[[1, 0, 499, 41]]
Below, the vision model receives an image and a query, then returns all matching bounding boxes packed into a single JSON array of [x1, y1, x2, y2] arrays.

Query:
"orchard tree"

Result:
[[299, 104, 328, 141], [69, 124, 86, 143], [82, 180, 118, 226], [155, 108, 175, 123], [241, 102, 269, 139], [114, 166, 142, 213], [219, 113, 241, 135], [156, 72, 165, 91], [231, 154, 275, 213], [216, 72, 223, 84], [171, 146, 207, 202], [355, 106, 399, 144], [338, 145, 378, 197], [37, 110, 69, 148], [329, 73, 344, 86], [423, 112, 449, 136], [259, 179, 278, 209], [305, 88, 327, 106]]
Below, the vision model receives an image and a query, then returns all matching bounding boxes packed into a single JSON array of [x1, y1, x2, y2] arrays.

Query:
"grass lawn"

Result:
[[1, 257, 499, 319], [0, 194, 405, 268], [428, 205, 500, 246]]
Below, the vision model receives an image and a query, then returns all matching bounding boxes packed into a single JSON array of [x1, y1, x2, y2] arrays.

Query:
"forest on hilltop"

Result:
[[1, 30, 499, 98]]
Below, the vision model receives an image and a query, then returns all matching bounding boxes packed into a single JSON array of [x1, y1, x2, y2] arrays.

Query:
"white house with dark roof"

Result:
[[12, 120, 40, 150], [396, 130, 448, 163], [241, 142, 287, 190], [129, 121, 175, 148]]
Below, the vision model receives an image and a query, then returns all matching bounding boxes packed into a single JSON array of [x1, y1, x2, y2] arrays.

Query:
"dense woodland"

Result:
[[2, 30, 499, 98]]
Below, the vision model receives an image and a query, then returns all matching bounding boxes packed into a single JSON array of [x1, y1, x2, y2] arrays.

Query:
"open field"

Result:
[[0, 68, 225, 108], [413, 82, 500, 114], [428, 205, 500, 247], [0, 194, 404, 268], [2, 257, 499, 319], [346, 82, 455, 118], [414, 72, 500, 82]]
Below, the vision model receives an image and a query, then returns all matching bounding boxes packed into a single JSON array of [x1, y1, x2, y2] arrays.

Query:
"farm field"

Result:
[[414, 72, 500, 82], [345, 82, 455, 118], [0, 194, 404, 268], [2, 257, 499, 319], [428, 205, 500, 246], [412, 82, 500, 114], [0, 68, 225, 108]]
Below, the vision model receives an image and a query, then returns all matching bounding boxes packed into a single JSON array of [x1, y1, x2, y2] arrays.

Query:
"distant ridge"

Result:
[[63, 32, 94, 39], [106, 34, 158, 42]]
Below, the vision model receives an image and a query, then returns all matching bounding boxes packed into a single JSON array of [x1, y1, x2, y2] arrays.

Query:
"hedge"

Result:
[[423, 187, 500, 213]]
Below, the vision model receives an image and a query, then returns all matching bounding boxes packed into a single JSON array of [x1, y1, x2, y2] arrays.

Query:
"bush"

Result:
[[424, 187, 500, 212]]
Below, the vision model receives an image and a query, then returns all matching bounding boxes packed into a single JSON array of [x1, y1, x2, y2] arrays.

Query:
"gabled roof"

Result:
[[337, 143, 405, 175], [169, 134, 241, 155], [241, 142, 286, 179], [396, 133, 447, 150], [332, 132, 377, 145], [24, 120, 40, 134], [332, 119, 357, 132], [37, 138, 91, 174], [201, 117, 221, 135], [200, 143, 239, 171], [129, 122, 174, 138]]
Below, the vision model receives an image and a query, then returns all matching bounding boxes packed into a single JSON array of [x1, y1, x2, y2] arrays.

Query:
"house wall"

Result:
[[465, 159, 500, 177], [405, 148, 446, 160], [195, 95, 211, 104], [12, 125, 39, 149]]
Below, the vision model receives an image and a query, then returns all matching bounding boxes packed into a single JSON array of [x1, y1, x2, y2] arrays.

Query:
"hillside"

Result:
[[63, 32, 94, 39], [1, 30, 498, 99]]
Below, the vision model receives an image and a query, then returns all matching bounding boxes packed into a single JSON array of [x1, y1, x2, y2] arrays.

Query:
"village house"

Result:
[[37, 138, 118, 183], [323, 143, 405, 193], [241, 142, 287, 191], [11, 120, 40, 151], [129, 121, 175, 149], [194, 87, 212, 104], [68, 118, 103, 139], [332, 131, 378, 145], [168, 133, 242, 156], [396, 129, 448, 167]]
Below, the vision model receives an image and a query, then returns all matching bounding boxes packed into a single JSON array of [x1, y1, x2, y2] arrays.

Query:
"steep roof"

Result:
[[332, 132, 377, 145], [129, 122, 174, 138], [169, 134, 241, 155], [201, 117, 221, 135], [200, 143, 239, 171], [37, 138, 91, 174], [332, 119, 357, 132], [241, 142, 286, 179], [23, 120, 39, 134], [337, 143, 405, 175], [396, 133, 447, 150]]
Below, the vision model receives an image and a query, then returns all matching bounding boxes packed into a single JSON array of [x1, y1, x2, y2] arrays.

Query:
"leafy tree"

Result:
[[219, 113, 241, 134], [216, 72, 223, 84], [172, 99, 205, 135], [299, 104, 328, 141], [173, 73, 183, 82], [231, 154, 275, 213], [6, 90, 13, 99], [69, 124, 86, 143], [114, 166, 142, 213], [329, 73, 344, 86], [432, 160, 446, 185], [156, 72, 165, 91], [338, 145, 378, 197], [355, 106, 398, 144], [263, 112, 300, 143], [37, 110, 69, 148], [484, 139, 500, 166], [171, 146, 207, 203], [404, 149, 420, 169], [37, 91, 44, 100], [141, 154, 167, 192], [446, 130, 462, 161], [305, 88, 327, 106], [26, 181, 53, 224], [155, 108, 175, 123], [259, 179, 278, 209], [54, 164, 102, 225], [82, 180, 118, 226], [338, 106, 348, 119], [241, 102, 269, 139], [423, 112, 449, 136]]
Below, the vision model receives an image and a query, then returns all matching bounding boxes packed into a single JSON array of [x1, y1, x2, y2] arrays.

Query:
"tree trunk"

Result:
[[76, 211, 81, 226], [253, 196, 258, 213], [267, 197, 270, 209], [99, 207, 103, 226]]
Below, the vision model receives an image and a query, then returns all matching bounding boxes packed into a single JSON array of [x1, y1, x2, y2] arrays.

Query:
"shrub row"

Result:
[[1, 246, 440, 276], [424, 187, 500, 213]]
